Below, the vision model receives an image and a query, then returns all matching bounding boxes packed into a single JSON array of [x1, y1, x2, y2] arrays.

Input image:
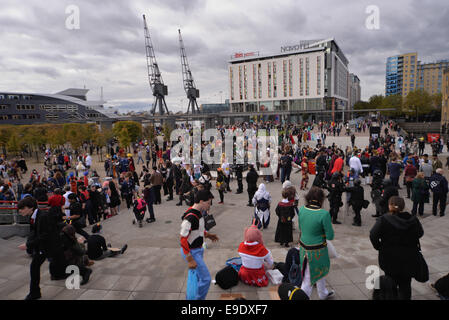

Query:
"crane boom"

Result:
[[178, 28, 199, 114], [143, 14, 169, 115]]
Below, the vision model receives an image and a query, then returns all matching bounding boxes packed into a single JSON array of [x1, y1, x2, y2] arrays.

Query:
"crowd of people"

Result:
[[1, 118, 448, 300]]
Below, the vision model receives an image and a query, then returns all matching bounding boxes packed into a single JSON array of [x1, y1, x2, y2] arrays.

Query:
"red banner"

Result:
[[427, 133, 440, 143]]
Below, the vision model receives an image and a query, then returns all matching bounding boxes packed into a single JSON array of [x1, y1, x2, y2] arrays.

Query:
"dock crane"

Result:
[[178, 29, 200, 114], [143, 14, 169, 115]]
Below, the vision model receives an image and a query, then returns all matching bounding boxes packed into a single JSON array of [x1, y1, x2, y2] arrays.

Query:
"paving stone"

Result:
[[77, 289, 109, 300], [102, 290, 132, 300]]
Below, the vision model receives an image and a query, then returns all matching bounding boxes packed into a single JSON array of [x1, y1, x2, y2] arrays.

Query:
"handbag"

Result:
[[327, 241, 339, 259], [186, 269, 198, 300], [362, 199, 370, 209], [414, 242, 429, 283], [204, 214, 216, 231]]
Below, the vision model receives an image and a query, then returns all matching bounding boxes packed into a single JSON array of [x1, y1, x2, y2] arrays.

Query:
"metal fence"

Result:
[[0, 201, 50, 225]]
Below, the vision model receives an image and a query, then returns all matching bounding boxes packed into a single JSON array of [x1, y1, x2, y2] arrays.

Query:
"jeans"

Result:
[[432, 193, 447, 216], [412, 200, 425, 216], [280, 167, 291, 183], [180, 247, 211, 300]]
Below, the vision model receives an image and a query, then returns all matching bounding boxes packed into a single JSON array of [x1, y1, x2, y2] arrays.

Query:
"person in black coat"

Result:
[[373, 179, 399, 218], [235, 164, 244, 194], [345, 179, 366, 226], [18, 197, 64, 300], [327, 172, 345, 224], [246, 164, 259, 207], [369, 196, 424, 300], [274, 190, 296, 247]]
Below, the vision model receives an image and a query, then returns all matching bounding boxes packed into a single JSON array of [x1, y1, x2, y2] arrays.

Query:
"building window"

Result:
[[243, 65, 248, 100], [299, 58, 304, 96], [0, 95, 5, 100], [253, 64, 257, 99], [258, 64, 262, 99], [8, 95, 19, 100], [273, 62, 277, 98], [288, 60, 293, 97], [305, 57, 310, 96], [238, 66, 243, 100], [283, 60, 287, 97], [229, 67, 234, 101], [317, 56, 321, 95], [268, 62, 272, 98]]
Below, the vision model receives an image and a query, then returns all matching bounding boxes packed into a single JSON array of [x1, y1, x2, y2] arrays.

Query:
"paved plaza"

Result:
[[0, 132, 448, 300]]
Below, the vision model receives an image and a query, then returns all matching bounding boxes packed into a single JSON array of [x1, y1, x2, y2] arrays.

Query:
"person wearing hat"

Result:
[[237, 222, 273, 287], [180, 190, 218, 300], [278, 283, 309, 300]]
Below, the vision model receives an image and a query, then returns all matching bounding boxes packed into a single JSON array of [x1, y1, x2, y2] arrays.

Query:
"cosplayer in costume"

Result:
[[238, 222, 274, 287]]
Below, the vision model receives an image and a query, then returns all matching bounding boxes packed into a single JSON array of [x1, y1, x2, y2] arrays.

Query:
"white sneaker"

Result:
[[321, 290, 335, 300]]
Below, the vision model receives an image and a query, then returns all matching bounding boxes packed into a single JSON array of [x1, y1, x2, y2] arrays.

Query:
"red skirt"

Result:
[[238, 265, 269, 287]]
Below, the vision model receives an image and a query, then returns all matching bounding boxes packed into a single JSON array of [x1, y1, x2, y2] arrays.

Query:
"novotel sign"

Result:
[[280, 45, 303, 53]]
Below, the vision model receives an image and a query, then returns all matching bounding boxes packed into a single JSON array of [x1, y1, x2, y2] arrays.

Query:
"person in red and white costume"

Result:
[[238, 223, 274, 287]]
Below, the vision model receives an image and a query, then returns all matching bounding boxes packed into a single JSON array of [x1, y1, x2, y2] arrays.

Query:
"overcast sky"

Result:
[[1, 0, 448, 113]]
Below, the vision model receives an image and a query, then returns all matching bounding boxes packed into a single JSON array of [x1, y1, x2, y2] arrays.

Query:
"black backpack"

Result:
[[215, 265, 239, 290], [287, 248, 302, 286], [435, 273, 449, 298]]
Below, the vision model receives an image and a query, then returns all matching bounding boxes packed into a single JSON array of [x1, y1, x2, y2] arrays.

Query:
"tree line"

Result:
[[354, 89, 442, 119], [0, 121, 172, 157]]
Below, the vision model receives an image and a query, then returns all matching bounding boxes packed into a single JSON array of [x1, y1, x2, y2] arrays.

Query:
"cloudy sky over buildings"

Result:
[[0, 0, 448, 112]]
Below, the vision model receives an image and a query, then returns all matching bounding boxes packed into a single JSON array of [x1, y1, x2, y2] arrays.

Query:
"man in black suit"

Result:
[[246, 164, 259, 206], [18, 197, 63, 300]]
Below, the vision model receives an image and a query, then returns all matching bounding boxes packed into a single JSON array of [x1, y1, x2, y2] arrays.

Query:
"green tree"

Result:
[[381, 94, 403, 116], [404, 89, 432, 120], [7, 132, 21, 155], [368, 95, 384, 109], [113, 121, 142, 145]]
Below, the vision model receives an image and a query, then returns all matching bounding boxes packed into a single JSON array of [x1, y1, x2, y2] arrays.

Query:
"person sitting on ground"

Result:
[[237, 221, 274, 287], [86, 224, 127, 260], [60, 224, 93, 286]]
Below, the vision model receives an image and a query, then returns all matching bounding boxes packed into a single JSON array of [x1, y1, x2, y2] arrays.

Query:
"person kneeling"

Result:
[[237, 222, 273, 287], [61, 225, 92, 285]]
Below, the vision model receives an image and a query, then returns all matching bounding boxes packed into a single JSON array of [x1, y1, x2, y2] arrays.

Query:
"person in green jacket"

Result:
[[411, 172, 429, 216], [298, 186, 335, 300]]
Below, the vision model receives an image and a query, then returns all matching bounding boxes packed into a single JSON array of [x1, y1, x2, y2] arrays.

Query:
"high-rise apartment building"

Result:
[[442, 69, 449, 131], [417, 60, 449, 95], [385, 52, 418, 97], [386, 53, 449, 97]]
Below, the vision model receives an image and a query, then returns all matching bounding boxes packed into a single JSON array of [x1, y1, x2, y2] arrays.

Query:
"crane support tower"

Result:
[[143, 14, 169, 115], [178, 29, 200, 114]]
